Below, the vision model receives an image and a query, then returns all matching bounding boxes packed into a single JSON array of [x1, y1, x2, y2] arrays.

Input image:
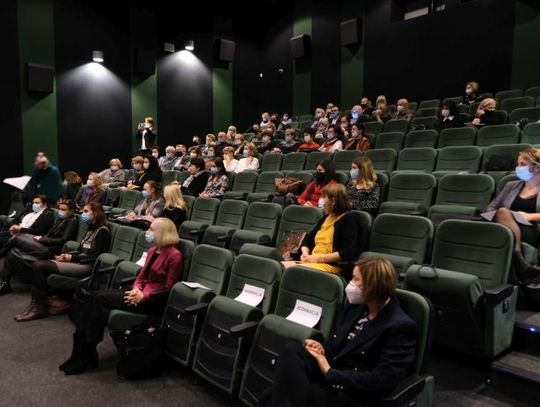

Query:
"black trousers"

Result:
[[78, 289, 164, 343], [262, 342, 358, 407]]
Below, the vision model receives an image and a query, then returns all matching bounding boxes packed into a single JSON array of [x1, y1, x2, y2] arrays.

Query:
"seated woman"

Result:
[[121, 181, 164, 229], [74, 173, 105, 211], [58, 217, 183, 375], [233, 133, 247, 156], [15, 202, 111, 322], [347, 156, 380, 216], [462, 81, 483, 106], [0, 194, 55, 249], [283, 183, 361, 275], [297, 159, 337, 207], [343, 124, 370, 152], [182, 157, 210, 197], [222, 146, 239, 172], [200, 157, 229, 199], [158, 146, 178, 171], [159, 185, 188, 228], [392, 98, 414, 121], [372, 95, 391, 123], [126, 156, 144, 189], [0, 200, 78, 296], [297, 128, 320, 152], [435, 100, 464, 131], [62, 171, 83, 200], [319, 126, 344, 153], [266, 257, 417, 406], [481, 148, 540, 281], [235, 142, 260, 173], [470, 98, 500, 127], [98, 158, 126, 188]]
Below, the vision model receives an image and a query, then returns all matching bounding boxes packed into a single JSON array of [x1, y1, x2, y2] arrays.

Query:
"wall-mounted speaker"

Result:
[[290, 34, 310, 58], [340, 18, 362, 46], [135, 48, 155, 75], [27, 63, 54, 93], [215, 38, 235, 62]]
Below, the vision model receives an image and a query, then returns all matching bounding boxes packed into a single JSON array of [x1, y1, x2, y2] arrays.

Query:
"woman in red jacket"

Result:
[[297, 159, 337, 207], [59, 217, 183, 376]]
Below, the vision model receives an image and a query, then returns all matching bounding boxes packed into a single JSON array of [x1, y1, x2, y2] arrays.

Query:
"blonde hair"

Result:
[[163, 185, 187, 211], [222, 146, 235, 155], [352, 156, 377, 189], [206, 134, 216, 142], [144, 116, 154, 125], [109, 158, 123, 168], [519, 148, 540, 166], [397, 98, 410, 113], [152, 217, 180, 249], [376, 95, 387, 106], [478, 97, 496, 112], [131, 155, 144, 165], [244, 142, 258, 157], [88, 172, 103, 191], [466, 81, 479, 93], [64, 171, 82, 185], [355, 257, 397, 303]]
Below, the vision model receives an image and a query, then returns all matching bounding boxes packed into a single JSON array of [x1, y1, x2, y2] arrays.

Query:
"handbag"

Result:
[[274, 177, 305, 196], [277, 231, 306, 261], [110, 325, 171, 380]]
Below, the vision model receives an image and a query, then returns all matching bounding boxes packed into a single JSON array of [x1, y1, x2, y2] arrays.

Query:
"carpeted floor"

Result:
[[0, 287, 531, 406]]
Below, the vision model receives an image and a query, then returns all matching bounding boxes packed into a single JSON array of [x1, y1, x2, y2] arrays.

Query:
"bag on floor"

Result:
[[110, 325, 171, 380]]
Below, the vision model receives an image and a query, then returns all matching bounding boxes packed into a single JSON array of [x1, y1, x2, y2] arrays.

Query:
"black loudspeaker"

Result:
[[27, 63, 54, 93], [135, 48, 155, 75], [290, 34, 310, 58], [340, 18, 362, 46], [215, 39, 235, 62]]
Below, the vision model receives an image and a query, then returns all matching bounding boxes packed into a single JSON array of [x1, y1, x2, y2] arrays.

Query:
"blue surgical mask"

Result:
[[210, 167, 218, 175], [350, 169, 359, 180], [58, 210, 67, 219], [351, 110, 359, 118], [142, 190, 149, 199], [516, 165, 534, 182], [81, 213, 93, 224], [145, 230, 155, 243], [32, 203, 42, 213]]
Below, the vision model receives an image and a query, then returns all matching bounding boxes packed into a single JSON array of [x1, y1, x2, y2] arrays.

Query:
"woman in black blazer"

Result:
[[266, 257, 418, 406], [283, 183, 362, 275], [181, 157, 210, 197]]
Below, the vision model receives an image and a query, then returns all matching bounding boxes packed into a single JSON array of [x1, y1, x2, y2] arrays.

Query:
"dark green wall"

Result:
[[213, 63, 233, 134], [292, 0, 312, 116], [131, 74, 157, 153], [341, 0, 364, 109], [512, 0, 540, 90], [17, 0, 57, 172]]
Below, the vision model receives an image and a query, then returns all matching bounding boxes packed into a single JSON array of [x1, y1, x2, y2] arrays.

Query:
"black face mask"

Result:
[[484, 110, 494, 116], [315, 172, 326, 183], [360, 104, 367, 109]]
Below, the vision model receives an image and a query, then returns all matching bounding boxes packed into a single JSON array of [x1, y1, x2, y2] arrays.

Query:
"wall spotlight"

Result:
[[164, 42, 175, 53], [92, 50, 104, 63], [184, 40, 195, 51]]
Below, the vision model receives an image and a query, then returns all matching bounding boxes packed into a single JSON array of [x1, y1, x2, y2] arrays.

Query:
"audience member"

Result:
[[462, 81, 483, 106], [297, 159, 337, 207], [200, 157, 229, 199], [158, 146, 178, 171], [435, 100, 465, 131], [62, 171, 83, 201], [471, 98, 499, 127], [222, 146, 239, 172], [26, 155, 62, 204], [347, 156, 380, 216], [393, 98, 414, 121], [235, 142, 260, 173], [74, 173, 105, 210], [98, 158, 126, 188], [344, 124, 370, 152], [297, 128, 320, 152], [182, 157, 210, 197], [319, 126, 343, 152]]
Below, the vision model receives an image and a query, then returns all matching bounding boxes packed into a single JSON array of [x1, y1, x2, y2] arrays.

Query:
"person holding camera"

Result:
[[135, 116, 157, 156]]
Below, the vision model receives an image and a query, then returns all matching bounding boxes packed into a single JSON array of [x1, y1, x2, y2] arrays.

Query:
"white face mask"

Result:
[[143, 162, 150, 170], [304, 135, 311, 142], [318, 197, 326, 208], [262, 136, 270, 143], [152, 152, 159, 158], [441, 109, 450, 118], [345, 281, 365, 304], [397, 105, 404, 113]]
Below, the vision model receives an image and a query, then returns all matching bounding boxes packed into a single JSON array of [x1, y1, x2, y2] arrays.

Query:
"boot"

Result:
[[48, 296, 71, 315], [0, 278, 12, 296], [513, 251, 540, 282], [15, 288, 49, 322], [63, 340, 99, 375], [14, 298, 36, 321], [59, 330, 84, 371]]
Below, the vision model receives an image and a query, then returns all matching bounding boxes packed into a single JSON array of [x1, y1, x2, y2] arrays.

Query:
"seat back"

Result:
[[500, 96, 534, 114], [369, 214, 433, 265], [162, 170, 180, 186], [243, 202, 283, 242], [363, 121, 384, 137], [254, 171, 283, 193], [495, 88, 523, 105], [435, 146, 482, 174], [186, 244, 235, 294], [274, 266, 344, 339], [333, 150, 362, 171], [410, 116, 438, 130], [375, 171, 389, 201], [404, 129, 439, 148], [366, 148, 398, 173], [386, 173, 437, 209], [374, 132, 404, 151], [395, 147, 437, 173], [281, 152, 307, 171], [418, 99, 440, 109], [525, 86, 540, 99], [521, 122, 540, 145], [432, 220, 513, 289], [131, 231, 154, 262], [435, 174, 494, 210], [476, 124, 520, 147], [275, 205, 324, 247], [415, 108, 439, 118], [189, 197, 220, 224], [482, 143, 532, 184], [305, 152, 332, 170], [383, 119, 410, 134], [509, 107, 540, 124], [260, 153, 283, 172], [118, 190, 143, 211], [231, 171, 258, 192], [438, 127, 476, 148], [226, 254, 283, 315], [109, 225, 139, 260], [214, 199, 248, 228], [183, 195, 196, 218]]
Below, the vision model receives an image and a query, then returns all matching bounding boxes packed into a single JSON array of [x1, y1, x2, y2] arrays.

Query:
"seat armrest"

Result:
[[189, 229, 205, 236], [75, 276, 92, 287], [216, 235, 229, 242], [183, 302, 209, 316], [229, 320, 260, 337], [120, 276, 137, 285], [149, 288, 170, 301], [484, 284, 515, 306], [379, 374, 428, 407], [97, 266, 116, 275]]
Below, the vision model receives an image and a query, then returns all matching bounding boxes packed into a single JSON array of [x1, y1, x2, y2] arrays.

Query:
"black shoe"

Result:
[[0, 279, 12, 296], [59, 331, 84, 371], [513, 251, 540, 281], [63, 342, 98, 375]]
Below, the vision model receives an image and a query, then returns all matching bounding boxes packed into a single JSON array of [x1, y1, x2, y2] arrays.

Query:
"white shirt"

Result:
[[235, 157, 259, 173], [224, 158, 239, 173], [141, 129, 147, 149], [20, 210, 43, 229]]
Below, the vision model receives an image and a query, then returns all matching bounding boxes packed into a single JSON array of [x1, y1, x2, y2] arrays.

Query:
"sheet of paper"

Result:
[[286, 299, 322, 328], [136, 251, 148, 267], [181, 281, 211, 290], [3, 176, 31, 191], [234, 284, 265, 307]]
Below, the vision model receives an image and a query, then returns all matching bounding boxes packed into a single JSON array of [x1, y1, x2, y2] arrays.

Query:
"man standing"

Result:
[[135, 116, 157, 156], [25, 155, 62, 204]]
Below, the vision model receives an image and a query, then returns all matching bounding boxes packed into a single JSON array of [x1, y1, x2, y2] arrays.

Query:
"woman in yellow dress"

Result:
[[283, 183, 363, 275]]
